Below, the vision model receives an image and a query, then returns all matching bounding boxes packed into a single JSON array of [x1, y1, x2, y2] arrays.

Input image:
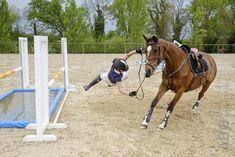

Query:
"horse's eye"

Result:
[[152, 46, 159, 52]]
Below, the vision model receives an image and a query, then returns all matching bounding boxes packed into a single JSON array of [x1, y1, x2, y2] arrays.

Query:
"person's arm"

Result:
[[116, 82, 129, 95], [121, 50, 136, 61], [116, 82, 137, 97], [121, 48, 144, 61]]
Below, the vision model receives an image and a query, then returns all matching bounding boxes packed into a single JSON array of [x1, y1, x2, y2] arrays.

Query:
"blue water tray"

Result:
[[0, 88, 64, 128]]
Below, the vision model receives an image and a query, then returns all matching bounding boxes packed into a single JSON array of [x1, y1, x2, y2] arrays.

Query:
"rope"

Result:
[[135, 54, 146, 100]]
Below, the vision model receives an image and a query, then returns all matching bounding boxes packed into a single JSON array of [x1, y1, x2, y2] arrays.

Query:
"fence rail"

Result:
[[0, 43, 234, 54]]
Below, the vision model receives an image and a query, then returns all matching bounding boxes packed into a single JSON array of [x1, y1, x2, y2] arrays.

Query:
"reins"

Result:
[[135, 53, 146, 100], [135, 42, 168, 100], [167, 54, 190, 77]]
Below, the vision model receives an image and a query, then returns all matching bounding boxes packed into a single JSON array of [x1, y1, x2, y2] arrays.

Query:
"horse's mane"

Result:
[[158, 38, 185, 55]]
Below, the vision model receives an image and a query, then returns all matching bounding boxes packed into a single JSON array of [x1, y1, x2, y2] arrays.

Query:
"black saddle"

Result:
[[180, 45, 208, 75]]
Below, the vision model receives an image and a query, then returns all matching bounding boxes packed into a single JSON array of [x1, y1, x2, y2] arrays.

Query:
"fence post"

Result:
[[104, 43, 106, 53], [82, 43, 84, 54], [15, 44, 17, 54]]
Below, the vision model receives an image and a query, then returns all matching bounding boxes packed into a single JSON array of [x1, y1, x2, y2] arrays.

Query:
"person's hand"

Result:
[[136, 48, 143, 54], [129, 91, 137, 97]]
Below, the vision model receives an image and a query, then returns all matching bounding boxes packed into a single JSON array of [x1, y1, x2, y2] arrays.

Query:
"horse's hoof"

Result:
[[140, 124, 148, 129], [157, 125, 165, 130], [84, 85, 89, 91], [157, 127, 164, 130], [192, 101, 199, 109], [192, 106, 200, 114], [158, 122, 166, 130]]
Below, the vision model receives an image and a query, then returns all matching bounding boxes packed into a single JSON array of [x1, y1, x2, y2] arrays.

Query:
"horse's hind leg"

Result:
[[141, 83, 168, 129], [192, 82, 212, 113]]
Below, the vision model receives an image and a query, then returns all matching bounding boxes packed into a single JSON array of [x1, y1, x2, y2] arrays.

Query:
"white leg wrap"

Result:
[[165, 111, 171, 117], [141, 117, 148, 129], [158, 111, 171, 129]]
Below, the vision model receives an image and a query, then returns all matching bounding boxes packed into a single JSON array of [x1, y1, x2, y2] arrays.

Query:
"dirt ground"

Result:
[[0, 54, 234, 157]]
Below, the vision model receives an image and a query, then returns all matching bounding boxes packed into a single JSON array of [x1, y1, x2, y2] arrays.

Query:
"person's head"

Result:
[[113, 58, 129, 72]]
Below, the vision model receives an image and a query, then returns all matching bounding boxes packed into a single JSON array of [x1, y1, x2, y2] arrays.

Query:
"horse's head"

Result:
[[143, 35, 165, 77]]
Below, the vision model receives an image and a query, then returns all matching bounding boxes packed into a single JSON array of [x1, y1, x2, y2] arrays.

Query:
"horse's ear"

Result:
[[143, 35, 148, 41], [152, 35, 158, 42]]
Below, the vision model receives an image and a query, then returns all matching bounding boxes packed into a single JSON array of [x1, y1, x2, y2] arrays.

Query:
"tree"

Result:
[[28, 0, 65, 37], [0, 0, 19, 42], [227, 0, 235, 52], [110, 0, 147, 41], [63, 0, 92, 43], [94, 4, 105, 40], [170, 0, 188, 41], [23, 7, 46, 35], [147, 0, 171, 39], [190, 0, 231, 44], [28, 0, 91, 43], [109, 0, 127, 36]]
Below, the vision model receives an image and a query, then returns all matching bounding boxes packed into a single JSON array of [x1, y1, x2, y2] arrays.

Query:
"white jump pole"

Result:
[[48, 67, 65, 88], [19, 37, 29, 88]]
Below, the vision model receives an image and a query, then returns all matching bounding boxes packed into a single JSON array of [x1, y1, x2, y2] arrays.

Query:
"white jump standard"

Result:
[[0, 36, 73, 141], [0, 37, 29, 87], [23, 36, 74, 142]]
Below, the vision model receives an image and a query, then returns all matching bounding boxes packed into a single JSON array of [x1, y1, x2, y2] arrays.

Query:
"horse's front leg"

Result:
[[158, 89, 184, 129], [141, 83, 168, 129]]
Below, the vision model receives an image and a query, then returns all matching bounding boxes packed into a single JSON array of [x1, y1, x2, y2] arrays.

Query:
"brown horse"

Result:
[[141, 35, 217, 129]]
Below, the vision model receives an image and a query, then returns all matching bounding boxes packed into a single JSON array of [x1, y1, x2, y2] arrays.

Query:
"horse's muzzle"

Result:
[[145, 69, 152, 78]]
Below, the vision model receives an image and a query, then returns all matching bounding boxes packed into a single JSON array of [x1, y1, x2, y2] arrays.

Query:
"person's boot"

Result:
[[84, 75, 101, 91]]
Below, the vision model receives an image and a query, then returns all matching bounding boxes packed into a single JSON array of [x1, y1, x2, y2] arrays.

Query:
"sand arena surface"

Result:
[[0, 54, 234, 157]]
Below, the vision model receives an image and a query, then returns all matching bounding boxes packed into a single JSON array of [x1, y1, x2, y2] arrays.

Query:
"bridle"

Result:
[[145, 42, 169, 72], [145, 41, 190, 78]]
